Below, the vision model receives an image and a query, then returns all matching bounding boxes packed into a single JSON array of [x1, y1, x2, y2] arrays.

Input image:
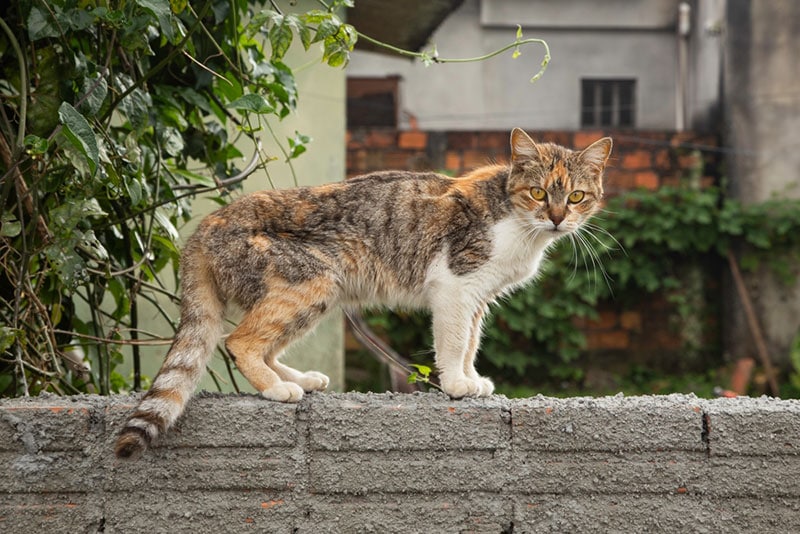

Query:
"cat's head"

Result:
[[507, 128, 612, 236]]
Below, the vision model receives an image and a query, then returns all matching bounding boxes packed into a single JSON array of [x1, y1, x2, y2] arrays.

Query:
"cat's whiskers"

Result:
[[583, 221, 626, 256], [574, 226, 615, 294]]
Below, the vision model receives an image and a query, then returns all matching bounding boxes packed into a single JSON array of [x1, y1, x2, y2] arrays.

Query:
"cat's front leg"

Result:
[[462, 303, 495, 396], [431, 301, 494, 399]]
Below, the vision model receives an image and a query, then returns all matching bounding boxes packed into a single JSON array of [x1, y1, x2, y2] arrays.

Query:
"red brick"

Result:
[[398, 131, 427, 150], [621, 150, 652, 169], [585, 330, 630, 350], [587, 310, 619, 330], [538, 131, 573, 147], [635, 171, 660, 190], [620, 311, 642, 332], [574, 130, 605, 149], [477, 132, 509, 150], [653, 149, 671, 169], [669, 132, 696, 147], [462, 149, 487, 170], [447, 132, 478, 150], [382, 150, 410, 169], [347, 129, 365, 149], [605, 169, 637, 191], [678, 153, 702, 170], [444, 151, 462, 173], [365, 130, 396, 148]]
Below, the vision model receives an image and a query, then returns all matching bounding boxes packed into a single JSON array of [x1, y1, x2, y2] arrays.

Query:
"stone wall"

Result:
[[2, 392, 799, 532]]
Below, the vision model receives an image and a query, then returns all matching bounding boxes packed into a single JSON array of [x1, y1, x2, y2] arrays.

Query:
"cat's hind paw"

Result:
[[261, 381, 304, 403]]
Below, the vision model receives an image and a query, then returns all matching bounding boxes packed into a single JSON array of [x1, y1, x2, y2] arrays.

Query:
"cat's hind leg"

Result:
[[225, 277, 336, 402]]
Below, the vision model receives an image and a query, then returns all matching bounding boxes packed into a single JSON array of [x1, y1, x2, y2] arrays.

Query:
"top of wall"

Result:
[[481, 0, 681, 30]]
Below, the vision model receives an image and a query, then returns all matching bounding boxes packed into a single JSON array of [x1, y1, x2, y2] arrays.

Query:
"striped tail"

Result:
[[115, 257, 224, 459]]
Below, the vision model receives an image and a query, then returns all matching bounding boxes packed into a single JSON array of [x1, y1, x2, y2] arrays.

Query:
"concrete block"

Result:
[[0, 397, 104, 452], [105, 392, 298, 450], [692, 455, 800, 498], [307, 392, 511, 452], [105, 446, 300, 492], [512, 394, 705, 453], [309, 449, 510, 494], [102, 490, 298, 533], [0, 493, 104, 534], [510, 451, 706, 496], [0, 450, 105, 493], [702, 396, 800, 456], [299, 493, 512, 534], [513, 494, 800, 533]]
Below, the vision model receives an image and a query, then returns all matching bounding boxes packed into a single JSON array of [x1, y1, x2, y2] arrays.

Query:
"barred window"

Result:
[[581, 79, 636, 128]]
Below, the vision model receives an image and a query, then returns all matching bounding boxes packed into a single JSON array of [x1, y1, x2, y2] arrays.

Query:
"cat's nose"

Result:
[[549, 214, 565, 227]]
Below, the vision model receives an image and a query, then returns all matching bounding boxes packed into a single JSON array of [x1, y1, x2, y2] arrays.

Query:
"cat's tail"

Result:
[[114, 248, 224, 459]]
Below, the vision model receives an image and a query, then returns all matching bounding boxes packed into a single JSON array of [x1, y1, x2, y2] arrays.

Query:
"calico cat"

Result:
[[115, 128, 612, 458]]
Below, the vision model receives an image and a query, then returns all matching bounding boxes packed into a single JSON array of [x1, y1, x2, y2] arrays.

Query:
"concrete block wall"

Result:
[[2, 392, 799, 533]]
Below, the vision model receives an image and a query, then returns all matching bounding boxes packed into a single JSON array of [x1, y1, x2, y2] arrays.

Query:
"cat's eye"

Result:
[[530, 187, 546, 201], [568, 191, 585, 203]]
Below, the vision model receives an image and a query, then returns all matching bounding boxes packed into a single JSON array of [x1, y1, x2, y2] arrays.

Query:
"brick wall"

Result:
[[2, 392, 799, 532], [347, 128, 719, 195], [346, 128, 721, 361]]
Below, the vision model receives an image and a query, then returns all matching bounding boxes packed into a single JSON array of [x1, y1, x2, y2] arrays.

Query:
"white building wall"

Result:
[[347, 0, 722, 132]]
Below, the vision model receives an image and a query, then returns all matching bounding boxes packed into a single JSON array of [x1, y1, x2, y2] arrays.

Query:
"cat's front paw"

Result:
[[261, 381, 304, 403], [475, 376, 495, 396], [440, 375, 491, 399], [297, 371, 330, 392]]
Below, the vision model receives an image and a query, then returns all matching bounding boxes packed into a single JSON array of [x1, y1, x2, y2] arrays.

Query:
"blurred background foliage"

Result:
[[0, 0, 357, 396]]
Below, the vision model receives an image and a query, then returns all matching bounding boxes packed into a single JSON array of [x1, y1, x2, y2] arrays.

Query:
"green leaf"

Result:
[[0, 326, 18, 354], [227, 94, 275, 114], [28, 5, 61, 40], [1, 215, 22, 237], [269, 17, 294, 60], [124, 176, 143, 206], [78, 74, 108, 117], [58, 102, 99, 176], [136, 0, 176, 43], [24, 135, 49, 155], [287, 131, 311, 160], [154, 210, 180, 241], [409, 363, 432, 378]]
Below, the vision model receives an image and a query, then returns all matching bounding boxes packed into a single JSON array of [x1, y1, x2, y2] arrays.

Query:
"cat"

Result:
[[115, 128, 612, 458]]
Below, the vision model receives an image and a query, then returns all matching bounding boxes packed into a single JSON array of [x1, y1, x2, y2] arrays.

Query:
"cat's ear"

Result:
[[579, 137, 613, 171], [510, 128, 544, 163]]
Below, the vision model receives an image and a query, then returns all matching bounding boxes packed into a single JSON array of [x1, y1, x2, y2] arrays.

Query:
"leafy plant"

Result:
[[0, 0, 361, 396]]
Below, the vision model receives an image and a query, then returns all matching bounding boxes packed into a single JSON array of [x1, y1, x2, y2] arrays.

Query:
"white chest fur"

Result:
[[424, 217, 559, 307]]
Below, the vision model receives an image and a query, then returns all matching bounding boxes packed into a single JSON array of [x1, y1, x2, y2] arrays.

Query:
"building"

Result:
[[347, 0, 725, 132]]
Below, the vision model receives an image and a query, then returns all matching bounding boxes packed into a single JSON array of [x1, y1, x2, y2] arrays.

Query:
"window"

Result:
[[347, 76, 400, 128], [581, 79, 636, 128]]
